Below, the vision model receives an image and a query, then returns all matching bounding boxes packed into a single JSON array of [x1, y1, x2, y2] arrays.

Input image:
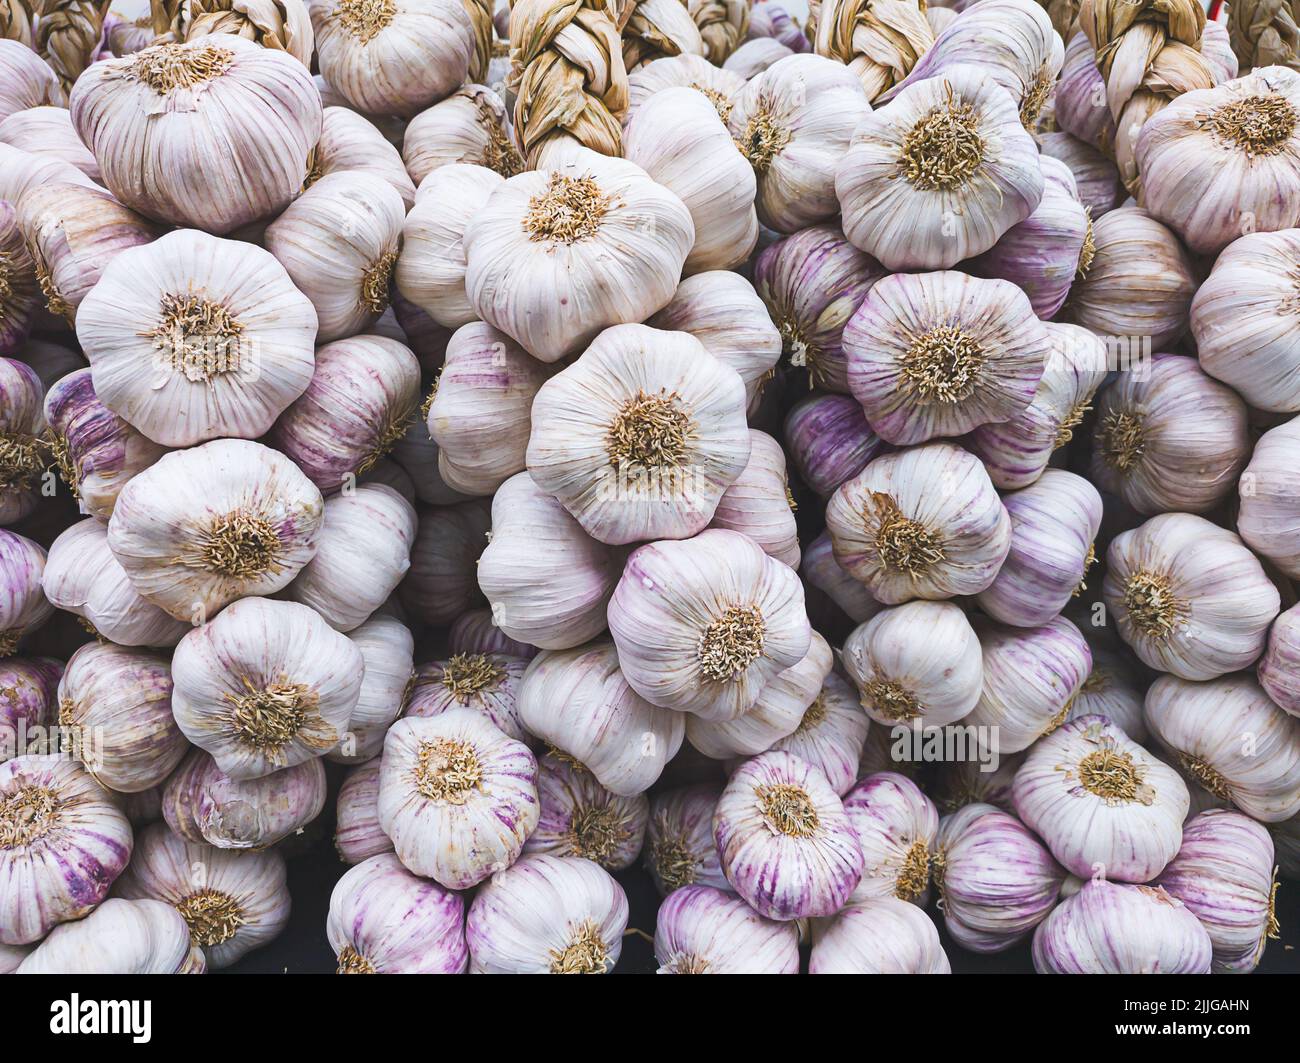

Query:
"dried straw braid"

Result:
[[621, 0, 705, 69], [36, 0, 111, 91], [1228, 0, 1300, 71], [0, 0, 35, 46], [814, 0, 933, 102], [508, 0, 629, 165], [163, 0, 314, 65], [1037, 0, 1081, 40], [685, 0, 750, 63], [149, 0, 181, 35], [463, 0, 494, 81]]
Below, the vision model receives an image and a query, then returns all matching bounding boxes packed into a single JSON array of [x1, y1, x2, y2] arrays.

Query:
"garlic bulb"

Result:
[[0, 357, 44, 526], [748, 1, 810, 50], [518, 641, 684, 795], [402, 86, 522, 185], [399, 498, 491, 625], [966, 320, 1108, 490], [844, 271, 1051, 444], [655, 884, 800, 974], [812, 0, 932, 101], [309, 0, 474, 117], [825, 443, 1011, 603], [466, 854, 628, 974], [1069, 645, 1148, 742], [0, 530, 52, 654], [624, 53, 746, 127], [0, 39, 63, 124], [114, 821, 291, 969], [610, 529, 812, 721], [327, 852, 468, 974], [644, 784, 728, 895], [1090, 355, 1249, 517], [378, 709, 539, 888], [1144, 673, 1300, 823], [465, 154, 693, 363], [728, 54, 871, 233], [163, 748, 327, 850], [172, 597, 364, 779], [0, 202, 38, 357], [842, 771, 937, 905], [709, 430, 799, 568], [1154, 810, 1279, 974], [725, 36, 794, 77], [0, 143, 95, 213], [0, 657, 60, 764], [784, 393, 886, 500], [624, 86, 758, 274], [0, 106, 99, 180], [1239, 412, 1300, 571], [524, 754, 648, 870], [1137, 67, 1300, 256], [1065, 207, 1196, 350], [449, 608, 539, 660], [335, 759, 394, 865], [0, 754, 132, 944], [76, 229, 318, 448], [70, 37, 321, 233], [1013, 715, 1188, 881], [753, 223, 886, 393], [1055, 32, 1115, 151], [1032, 880, 1212, 974], [0, 943, 29, 973], [107, 439, 324, 621], [397, 165, 505, 329], [977, 470, 1102, 628], [800, 531, 883, 624], [310, 106, 417, 210], [16, 898, 202, 974], [1103, 513, 1280, 681], [842, 601, 982, 728], [771, 671, 870, 796], [715, 751, 862, 919], [1037, 130, 1124, 217], [407, 651, 530, 745], [838, 71, 1043, 271], [331, 615, 414, 762], [161, 0, 315, 65], [809, 898, 951, 973], [1261, 604, 1300, 717], [478, 472, 623, 650]]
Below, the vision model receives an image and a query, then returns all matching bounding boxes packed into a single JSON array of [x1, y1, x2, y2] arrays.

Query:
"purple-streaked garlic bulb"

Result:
[[727, 54, 871, 234], [843, 771, 937, 905], [0, 657, 60, 764], [1260, 604, 1300, 716], [518, 641, 684, 794], [610, 529, 812, 721], [114, 821, 291, 969], [399, 498, 490, 626], [708, 430, 799, 567], [0, 529, 52, 655], [843, 601, 982, 729], [1103, 513, 1280, 681], [400, 86, 520, 186], [1053, 32, 1115, 151], [809, 898, 950, 973], [449, 608, 539, 660], [644, 784, 728, 896], [526, 323, 750, 546], [43, 368, 167, 522], [478, 472, 624, 649], [715, 751, 863, 919], [57, 641, 186, 793], [378, 709, 538, 889], [335, 759, 394, 865], [800, 532, 883, 624], [783, 392, 886, 499], [408, 651, 530, 745], [967, 320, 1108, 490], [1090, 355, 1249, 517], [331, 615, 414, 763], [0, 358, 46, 526], [1154, 809, 1279, 973], [825, 442, 1011, 603], [106, 439, 324, 622], [171, 597, 363, 779], [327, 852, 468, 974], [844, 271, 1050, 445], [1032, 880, 1212, 974], [933, 802, 1065, 953], [0, 40, 63, 123], [1145, 673, 1300, 823], [747, 2, 809, 50], [466, 854, 629, 974], [624, 53, 746, 127], [0, 203, 39, 357], [310, 106, 416, 209], [0, 754, 132, 944], [270, 335, 422, 495], [523, 754, 649, 870], [1068, 645, 1148, 742], [1239, 417, 1300, 578], [1013, 715, 1188, 881], [76, 230, 317, 448], [771, 672, 870, 796], [655, 884, 800, 973], [837, 70, 1043, 271], [1036, 130, 1124, 217], [752, 223, 887, 393], [162, 748, 327, 851], [934, 751, 1026, 815], [16, 898, 203, 974]]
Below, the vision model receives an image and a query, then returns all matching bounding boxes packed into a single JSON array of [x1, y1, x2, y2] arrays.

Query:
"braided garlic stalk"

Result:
[[621, 0, 704, 69], [463, 0, 495, 80], [153, 0, 314, 66], [686, 0, 749, 62], [1228, 0, 1300, 71], [0, 0, 35, 45], [36, 0, 111, 91], [813, 0, 933, 101], [1037, 0, 1080, 40]]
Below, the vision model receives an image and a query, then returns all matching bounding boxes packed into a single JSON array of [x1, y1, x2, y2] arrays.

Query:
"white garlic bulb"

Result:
[[644, 784, 728, 896], [771, 671, 871, 796], [784, 393, 886, 501], [624, 52, 746, 127], [331, 615, 414, 763], [407, 651, 530, 744], [334, 760, 395, 865], [1068, 644, 1149, 743], [843, 771, 937, 905], [524, 754, 649, 870], [1238, 416, 1300, 579], [311, 105, 417, 210], [0, 106, 98, 180], [0, 40, 63, 123], [0, 359, 48, 529], [0, 530, 52, 654], [725, 37, 794, 78], [1037, 129, 1124, 217], [401, 84, 522, 185], [800, 532, 884, 625], [655, 884, 801, 974], [809, 898, 950, 973], [1260, 603, 1300, 717], [709, 430, 799, 568], [448, 608, 539, 660], [0, 204, 39, 358], [16, 898, 202, 974]]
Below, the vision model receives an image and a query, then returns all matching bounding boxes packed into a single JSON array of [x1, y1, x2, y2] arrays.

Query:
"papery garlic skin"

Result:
[[16, 898, 201, 974], [784, 392, 886, 499], [0, 657, 60, 765], [770, 672, 869, 797], [407, 651, 530, 745], [709, 430, 800, 568], [933, 802, 1065, 953], [449, 608, 539, 660], [524, 754, 648, 870], [76, 229, 318, 448], [0, 40, 63, 123], [172, 597, 364, 779], [1260, 604, 1300, 717], [1013, 715, 1188, 881], [312, 106, 417, 209], [402, 86, 522, 186], [1032, 880, 1212, 975], [0, 530, 52, 654], [115, 821, 291, 969], [644, 784, 728, 896], [331, 615, 414, 763], [466, 854, 629, 974], [800, 531, 883, 625], [714, 751, 863, 920], [809, 898, 950, 973], [335, 759, 394, 864], [71, 36, 322, 233], [813, 0, 932, 102], [399, 498, 490, 626], [327, 852, 467, 974], [0, 754, 132, 944], [1103, 513, 1279, 681], [1069, 646, 1149, 743], [378, 709, 539, 889], [843, 771, 937, 905], [1037, 130, 1124, 217], [825, 443, 1011, 604], [0, 203, 39, 357], [0, 357, 45, 526], [624, 53, 746, 127], [610, 529, 812, 721], [1238, 417, 1300, 579], [107, 439, 324, 622], [655, 884, 800, 974], [725, 38, 795, 78]]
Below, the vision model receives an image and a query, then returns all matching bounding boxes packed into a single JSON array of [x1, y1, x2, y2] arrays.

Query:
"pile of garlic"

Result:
[[0, 0, 1297, 977]]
